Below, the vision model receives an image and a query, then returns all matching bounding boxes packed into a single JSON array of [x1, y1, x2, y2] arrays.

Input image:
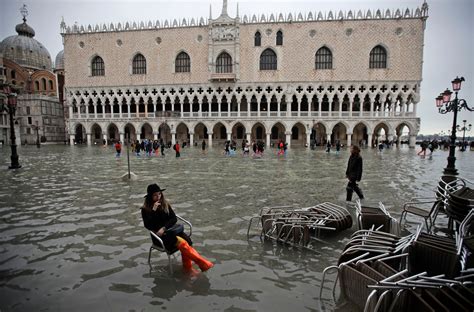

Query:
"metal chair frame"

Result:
[[147, 215, 192, 273]]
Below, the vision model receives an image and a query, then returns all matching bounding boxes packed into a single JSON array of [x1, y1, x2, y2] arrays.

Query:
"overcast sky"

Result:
[[1, 0, 472, 136]]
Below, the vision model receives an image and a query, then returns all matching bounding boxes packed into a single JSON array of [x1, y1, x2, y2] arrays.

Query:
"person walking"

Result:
[[160, 139, 165, 157], [174, 141, 181, 158], [114, 141, 122, 157], [345, 145, 364, 201], [201, 139, 206, 154], [335, 140, 341, 155], [326, 141, 331, 153], [141, 184, 213, 273]]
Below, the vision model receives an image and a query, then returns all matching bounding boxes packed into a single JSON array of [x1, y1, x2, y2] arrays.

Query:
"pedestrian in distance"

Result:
[[326, 141, 331, 153], [345, 145, 364, 201], [141, 184, 213, 273], [114, 141, 122, 157], [174, 141, 181, 158], [201, 139, 207, 154]]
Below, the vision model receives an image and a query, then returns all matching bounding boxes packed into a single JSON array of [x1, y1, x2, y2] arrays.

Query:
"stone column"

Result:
[[246, 132, 251, 143], [347, 133, 352, 147], [409, 135, 417, 148], [327, 133, 331, 143], [266, 132, 271, 148], [171, 131, 176, 145], [285, 131, 291, 148], [306, 132, 311, 147], [208, 132, 213, 147], [189, 132, 194, 147], [103, 133, 108, 144], [153, 132, 158, 140], [69, 105, 73, 120], [69, 134, 75, 145], [86, 133, 92, 145], [119, 103, 123, 118], [367, 134, 373, 148], [227, 132, 231, 141]]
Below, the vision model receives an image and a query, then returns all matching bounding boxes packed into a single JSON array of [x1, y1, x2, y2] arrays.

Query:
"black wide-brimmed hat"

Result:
[[145, 183, 166, 197]]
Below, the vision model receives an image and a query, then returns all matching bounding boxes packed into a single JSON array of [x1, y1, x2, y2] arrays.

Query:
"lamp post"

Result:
[[32, 121, 41, 148], [456, 120, 472, 152], [0, 86, 22, 169], [435, 77, 473, 177]]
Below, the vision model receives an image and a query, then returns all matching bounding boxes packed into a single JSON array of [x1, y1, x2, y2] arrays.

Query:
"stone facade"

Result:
[[62, 0, 428, 148]]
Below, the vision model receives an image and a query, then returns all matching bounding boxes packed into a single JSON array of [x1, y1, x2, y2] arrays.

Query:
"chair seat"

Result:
[[405, 206, 431, 218]]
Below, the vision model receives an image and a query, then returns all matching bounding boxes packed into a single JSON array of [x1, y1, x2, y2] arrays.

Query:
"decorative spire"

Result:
[[20, 4, 28, 22], [236, 2, 239, 18], [209, 4, 212, 20], [221, 0, 228, 16]]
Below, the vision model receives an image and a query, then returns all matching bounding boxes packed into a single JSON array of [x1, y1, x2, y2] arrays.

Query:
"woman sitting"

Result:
[[141, 183, 213, 272]]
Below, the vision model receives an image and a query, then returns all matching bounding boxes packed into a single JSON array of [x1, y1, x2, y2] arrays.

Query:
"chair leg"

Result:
[[148, 247, 153, 264], [168, 254, 173, 274]]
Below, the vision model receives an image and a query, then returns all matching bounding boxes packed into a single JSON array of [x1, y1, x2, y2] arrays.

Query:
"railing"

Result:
[[70, 110, 418, 120]]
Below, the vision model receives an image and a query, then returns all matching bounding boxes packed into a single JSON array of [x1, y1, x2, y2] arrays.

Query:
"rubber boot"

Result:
[[181, 252, 193, 272], [176, 237, 213, 272]]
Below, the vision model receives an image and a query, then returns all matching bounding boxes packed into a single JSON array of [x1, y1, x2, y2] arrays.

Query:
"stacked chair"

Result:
[[356, 200, 399, 235], [320, 210, 474, 311], [247, 202, 352, 250]]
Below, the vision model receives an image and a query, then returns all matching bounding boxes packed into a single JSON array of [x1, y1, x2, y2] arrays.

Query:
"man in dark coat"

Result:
[[345, 145, 364, 201]]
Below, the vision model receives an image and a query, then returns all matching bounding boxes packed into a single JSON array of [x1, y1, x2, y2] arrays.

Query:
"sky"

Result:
[[1, 0, 473, 136]]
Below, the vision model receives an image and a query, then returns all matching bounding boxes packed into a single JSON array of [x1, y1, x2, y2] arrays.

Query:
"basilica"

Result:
[[62, 0, 429, 148]]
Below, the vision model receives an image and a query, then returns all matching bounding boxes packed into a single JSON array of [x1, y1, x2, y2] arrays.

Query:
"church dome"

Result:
[[0, 16, 52, 71], [55, 50, 64, 70]]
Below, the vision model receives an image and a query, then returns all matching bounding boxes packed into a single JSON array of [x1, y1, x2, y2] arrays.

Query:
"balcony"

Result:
[[210, 73, 236, 82]]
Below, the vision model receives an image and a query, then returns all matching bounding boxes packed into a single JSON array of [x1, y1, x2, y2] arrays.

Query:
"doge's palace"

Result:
[[61, 0, 428, 148]]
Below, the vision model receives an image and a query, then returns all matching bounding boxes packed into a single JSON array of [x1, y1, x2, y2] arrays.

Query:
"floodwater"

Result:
[[0, 144, 473, 311]]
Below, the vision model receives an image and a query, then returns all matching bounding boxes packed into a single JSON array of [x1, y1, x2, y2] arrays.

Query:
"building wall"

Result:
[[64, 18, 424, 86]]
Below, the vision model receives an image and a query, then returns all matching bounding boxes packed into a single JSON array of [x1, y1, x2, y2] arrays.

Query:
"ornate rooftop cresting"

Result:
[[60, 1, 429, 35]]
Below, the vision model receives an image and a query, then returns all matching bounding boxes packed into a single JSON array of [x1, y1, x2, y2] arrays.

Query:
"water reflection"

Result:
[[0, 145, 473, 311]]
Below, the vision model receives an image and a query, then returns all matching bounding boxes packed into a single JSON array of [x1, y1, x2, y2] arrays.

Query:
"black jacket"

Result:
[[346, 154, 363, 182], [141, 205, 178, 250]]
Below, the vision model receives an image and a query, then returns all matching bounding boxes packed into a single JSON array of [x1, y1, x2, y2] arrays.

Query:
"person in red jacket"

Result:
[[174, 141, 181, 158], [114, 141, 122, 157]]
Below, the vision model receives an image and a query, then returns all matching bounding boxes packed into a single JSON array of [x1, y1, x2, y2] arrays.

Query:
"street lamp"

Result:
[[435, 76, 473, 177], [456, 119, 472, 152], [0, 86, 22, 169], [32, 121, 41, 148]]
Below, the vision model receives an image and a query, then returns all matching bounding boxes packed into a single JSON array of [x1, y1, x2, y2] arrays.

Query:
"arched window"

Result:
[[254, 31, 261, 46], [216, 52, 232, 73], [91, 56, 105, 76], [11, 70, 16, 79], [132, 53, 146, 74], [35, 81, 39, 90], [369, 45, 387, 69], [260, 49, 277, 70], [42, 78, 47, 90], [175, 52, 191, 72], [276, 30, 283, 46], [49, 80, 54, 90], [315, 47, 333, 69]]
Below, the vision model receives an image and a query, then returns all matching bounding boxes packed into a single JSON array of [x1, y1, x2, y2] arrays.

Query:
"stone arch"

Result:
[[330, 122, 348, 146], [353, 122, 369, 147], [290, 122, 307, 147], [158, 122, 172, 145], [176, 122, 189, 145], [212, 122, 227, 144], [107, 123, 120, 142], [74, 123, 87, 144], [231, 122, 246, 140], [251, 122, 266, 142], [194, 122, 209, 141], [394, 121, 416, 146], [313, 122, 327, 146], [139, 122, 154, 140], [373, 122, 392, 146], [90, 123, 103, 144], [124, 123, 138, 142], [270, 121, 286, 145]]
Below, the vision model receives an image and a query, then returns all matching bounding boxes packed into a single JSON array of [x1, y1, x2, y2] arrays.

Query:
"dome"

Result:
[[0, 20, 52, 71], [55, 50, 64, 70]]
